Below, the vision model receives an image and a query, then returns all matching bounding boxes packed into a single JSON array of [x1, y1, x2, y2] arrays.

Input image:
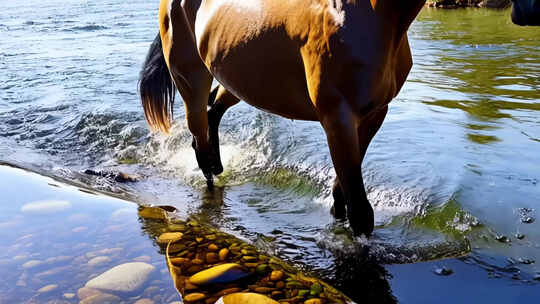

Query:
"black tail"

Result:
[[139, 33, 176, 133]]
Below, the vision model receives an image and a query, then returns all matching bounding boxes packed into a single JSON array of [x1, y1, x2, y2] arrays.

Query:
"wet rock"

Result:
[[517, 258, 535, 265], [63, 293, 75, 299], [269, 270, 283, 281], [38, 284, 58, 293], [183, 292, 206, 302], [256, 264, 270, 274], [77, 287, 102, 300], [88, 256, 112, 267], [310, 282, 322, 296], [157, 232, 183, 244], [138, 207, 167, 220], [208, 244, 219, 251], [219, 248, 229, 261], [189, 263, 249, 285], [533, 274, 540, 281], [515, 233, 525, 240], [434, 267, 453, 276], [495, 235, 510, 243], [84, 169, 138, 183], [206, 252, 219, 264], [22, 260, 43, 269], [215, 292, 279, 304], [85, 262, 155, 293], [79, 293, 121, 304], [304, 299, 323, 304], [521, 217, 535, 224]]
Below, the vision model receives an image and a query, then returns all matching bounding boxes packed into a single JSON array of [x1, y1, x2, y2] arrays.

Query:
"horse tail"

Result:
[[139, 32, 176, 133]]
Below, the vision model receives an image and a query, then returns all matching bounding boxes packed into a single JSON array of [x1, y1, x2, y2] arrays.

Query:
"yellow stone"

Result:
[[184, 293, 206, 302], [208, 244, 219, 251], [189, 263, 248, 285], [206, 252, 219, 264], [138, 207, 167, 220], [221, 293, 279, 304], [192, 259, 204, 265], [270, 270, 283, 281], [185, 280, 198, 290], [157, 232, 183, 244], [304, 299, 322, 304], [219, 248, 229, 261], [196, 237, 204, 243]]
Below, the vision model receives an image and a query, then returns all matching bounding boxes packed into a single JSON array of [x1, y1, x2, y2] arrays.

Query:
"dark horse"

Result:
[[139, 0, 539, 236]]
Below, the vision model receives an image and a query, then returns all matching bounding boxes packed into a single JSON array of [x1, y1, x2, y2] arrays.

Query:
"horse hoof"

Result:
[[204, 172, 214, 190], [347, 203, 374, 237], [212, 163, 224, 176]]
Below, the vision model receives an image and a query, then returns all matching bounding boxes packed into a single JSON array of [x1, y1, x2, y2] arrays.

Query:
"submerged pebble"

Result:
[[79, 293, 121, 304], [38, 284, 58, 293], [189, 263, 249, 285], [158, 232, 184, 244], [85, 262, 155, 293], [88, 256, 112, 267], [495, 235, 510, 243], [434, 267, 453, 276], [216, 292, 279, 304]]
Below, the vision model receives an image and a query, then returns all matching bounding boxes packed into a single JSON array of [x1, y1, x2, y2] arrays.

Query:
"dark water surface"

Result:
[[1, 1, 539, 303]]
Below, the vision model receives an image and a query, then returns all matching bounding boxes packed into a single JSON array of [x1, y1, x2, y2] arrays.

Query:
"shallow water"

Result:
[[1, 1, 539, 302]]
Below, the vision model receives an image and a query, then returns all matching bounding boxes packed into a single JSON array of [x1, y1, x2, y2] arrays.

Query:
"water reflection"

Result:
[[412, 8, 539, 146]]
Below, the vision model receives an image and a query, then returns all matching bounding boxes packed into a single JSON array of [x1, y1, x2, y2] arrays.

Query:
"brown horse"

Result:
[[139, 0, 536, 236]]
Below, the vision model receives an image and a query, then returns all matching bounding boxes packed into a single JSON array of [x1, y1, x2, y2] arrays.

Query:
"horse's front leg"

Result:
[[331, 106, 388, 225], [318, 97, 387, 236], [207, 85, 240, 175]]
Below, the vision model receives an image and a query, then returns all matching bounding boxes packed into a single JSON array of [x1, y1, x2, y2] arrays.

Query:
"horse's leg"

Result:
[[207, 85, 240, 175], [331, 106, 388, 222], [331, 177, 346, 220]]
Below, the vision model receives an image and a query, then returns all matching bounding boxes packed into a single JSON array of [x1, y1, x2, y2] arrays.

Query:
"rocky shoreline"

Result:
[[138, 205, 354, 304], [426, 0, 511, 8]]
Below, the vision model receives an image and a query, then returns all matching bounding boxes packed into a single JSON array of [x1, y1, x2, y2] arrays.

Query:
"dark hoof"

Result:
[[205, 172, 214, 191], [211, 163, 224, 176], [347, 202, 374, 237]]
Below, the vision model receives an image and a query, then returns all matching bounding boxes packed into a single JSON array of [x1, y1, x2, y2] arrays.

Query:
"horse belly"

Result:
[[196, 2, 318, 121]]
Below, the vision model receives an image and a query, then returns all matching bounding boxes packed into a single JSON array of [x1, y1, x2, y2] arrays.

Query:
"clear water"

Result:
[[1, 1, 539, 302]]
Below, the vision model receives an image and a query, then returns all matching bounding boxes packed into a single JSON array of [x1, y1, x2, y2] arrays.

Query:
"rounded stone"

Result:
[[63, 293, 75, 299], [208, 244, 219, 251], [184, 293, 206, 302], [80, 293, 121, 304], [88, 256, 112, 267], [157, 232, 183, 244], [38, 284, 58, 293], [22, 260, 43, 269], [304, 299, 323, 304], [219, 248, 229, 261], [85, 262, 155, 293], [77, 287, 102, 300], [206, 252, 219, 264], [216, 293, 279, 304], [189, 263, 249, 285], [270, 270, 283, 281]]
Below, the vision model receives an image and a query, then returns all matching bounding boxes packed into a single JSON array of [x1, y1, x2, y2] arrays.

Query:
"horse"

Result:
[[139, 0, 538, 237]]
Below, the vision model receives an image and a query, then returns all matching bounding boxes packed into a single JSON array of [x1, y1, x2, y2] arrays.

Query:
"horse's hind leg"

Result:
[[207, 85, 240, 175]]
